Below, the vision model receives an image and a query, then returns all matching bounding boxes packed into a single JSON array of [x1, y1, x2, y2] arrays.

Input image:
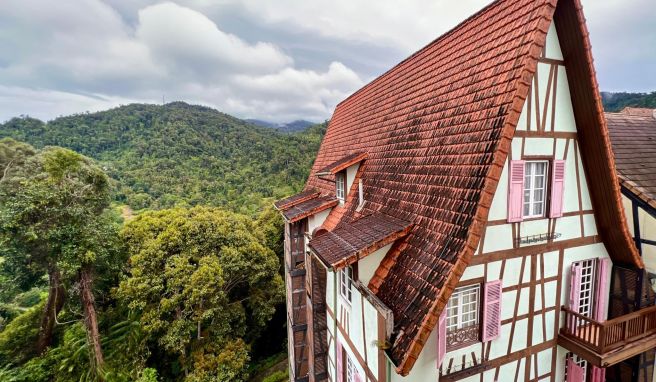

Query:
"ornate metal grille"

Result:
[[446, 325, 480, 349]]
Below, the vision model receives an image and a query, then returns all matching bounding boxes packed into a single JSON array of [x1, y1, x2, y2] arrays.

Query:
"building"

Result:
[[607, 108, 656, 287], [275, 0, 656, 381]]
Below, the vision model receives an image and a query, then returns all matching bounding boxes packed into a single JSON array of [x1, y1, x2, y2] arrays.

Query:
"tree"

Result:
[[117, 206, 284, 379], [0, 144, 120, 377]]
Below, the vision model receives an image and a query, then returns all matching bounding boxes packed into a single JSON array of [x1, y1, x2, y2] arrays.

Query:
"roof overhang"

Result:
[[308, 212, 413, 270], [315, 152, 368, 176], [281, 195, 339, 223]]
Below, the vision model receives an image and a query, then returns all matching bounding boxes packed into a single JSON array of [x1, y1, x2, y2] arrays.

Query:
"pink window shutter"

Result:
[[591, 366, 606, 382], [437, 309, 446, 368], [594, 258, 611, 322], [549, 160, 566, 218], [336, 341, 343, 382], [482, 280, 503, 341], [568, 264, 582, 333], [566, 358, 585, 382], [354, 370, 363, 382], [507, 160, 525, 223]]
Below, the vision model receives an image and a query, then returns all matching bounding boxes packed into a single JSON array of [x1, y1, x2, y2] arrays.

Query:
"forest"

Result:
[[0, 93, 650, 381], [0, 103, 324, 381]]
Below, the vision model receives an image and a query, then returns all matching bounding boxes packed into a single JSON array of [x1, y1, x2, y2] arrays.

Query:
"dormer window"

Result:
[[335, 171, 346, 202]]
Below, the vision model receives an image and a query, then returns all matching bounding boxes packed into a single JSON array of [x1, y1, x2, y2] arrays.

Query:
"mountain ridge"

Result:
[[0, 102, 326, 213]]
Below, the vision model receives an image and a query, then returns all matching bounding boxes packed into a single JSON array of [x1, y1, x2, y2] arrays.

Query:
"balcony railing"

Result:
[[560, 305, 656, 355]]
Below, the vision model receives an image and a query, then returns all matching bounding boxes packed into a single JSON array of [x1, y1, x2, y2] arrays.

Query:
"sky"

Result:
[[0, 0, 654, 123]]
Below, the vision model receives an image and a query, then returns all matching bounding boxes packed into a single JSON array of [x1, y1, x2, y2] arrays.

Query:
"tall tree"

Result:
[[0, 144, 117, 377], [117, 206, 284, 379]]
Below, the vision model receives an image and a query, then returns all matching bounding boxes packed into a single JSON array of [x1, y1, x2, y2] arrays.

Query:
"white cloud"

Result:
[[136, 2, 292, 76], [0, 85, 142, 122], [0, 0, 364, 122], [0, 0, 653, 122]]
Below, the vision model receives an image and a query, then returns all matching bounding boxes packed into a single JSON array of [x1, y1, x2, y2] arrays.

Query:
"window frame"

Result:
[[345, 351, 356, 382], [445, 283, 482, 350], [335, 171, 346, 202], [522, 160, 549, 219], [339, 266, 353, 305]]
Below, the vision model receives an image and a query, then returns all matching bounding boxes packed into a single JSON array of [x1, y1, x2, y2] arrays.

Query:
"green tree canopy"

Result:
[[117, 206, 284, 380]]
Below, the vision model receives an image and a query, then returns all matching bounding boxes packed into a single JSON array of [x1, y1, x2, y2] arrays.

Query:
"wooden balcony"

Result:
[[558, 305, 656, 367]]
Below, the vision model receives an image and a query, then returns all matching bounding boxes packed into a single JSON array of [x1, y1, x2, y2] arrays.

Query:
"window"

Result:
[[574, 259, 596, 317], [339, 266, 353, 304], [336, 172, 346, 201], [446, 284, 481, 349], [345, 352, 356, 382], [523, 161, 548, 218]]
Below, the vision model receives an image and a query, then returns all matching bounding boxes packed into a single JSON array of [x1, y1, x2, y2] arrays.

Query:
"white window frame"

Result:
[[339, 266, 353, 304], [345, 352, 356, 382], [523, 160, 549, 218], [574, 259, 597, 318], [446, 284, 481, 333], [336, 172, 346, 201]]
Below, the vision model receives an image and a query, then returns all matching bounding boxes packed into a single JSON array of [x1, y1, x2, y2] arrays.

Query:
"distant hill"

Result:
[[0, 102, 326, 213], [602, 91, 656, 112], [246, 119, 316, 133]]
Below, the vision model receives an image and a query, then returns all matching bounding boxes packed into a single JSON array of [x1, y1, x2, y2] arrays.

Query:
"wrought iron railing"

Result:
[[560, 305, 656, 354], [447, 325, 480, 350]]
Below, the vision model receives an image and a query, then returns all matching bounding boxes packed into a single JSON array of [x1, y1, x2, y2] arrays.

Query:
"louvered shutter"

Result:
[[566, 358, 585, 382], [482, 280, 502, 341], [594, 258, 611, 322], [354, 370, 363, 382], [336, 341, 343, 382], [549, 160, 566, 218], [507, 160, 525, 222], [568, 264, 582, 333], [591, 366, 606, 382], [437, 309, 446, 367]]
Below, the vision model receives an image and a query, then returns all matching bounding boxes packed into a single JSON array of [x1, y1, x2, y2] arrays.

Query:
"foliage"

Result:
[[0, 301, 43, 365], [117, 206, 284, 379], [0, 103, 326, 213], [601, 91, 656, 112], [262, 370, 289, 382], [136, 368, 159, 382], [0, 142, 127, 379]]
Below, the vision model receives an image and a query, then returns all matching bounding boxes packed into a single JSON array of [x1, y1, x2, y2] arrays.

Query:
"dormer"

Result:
[[316, 152, 367, 205]]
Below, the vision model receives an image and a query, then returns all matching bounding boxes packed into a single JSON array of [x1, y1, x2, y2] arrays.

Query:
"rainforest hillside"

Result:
[[0, 102, 325, 213], [602, 91, 656, 112]]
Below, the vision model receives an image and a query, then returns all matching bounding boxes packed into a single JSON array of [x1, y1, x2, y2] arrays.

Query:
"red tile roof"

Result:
[[281, 195, 339, 223], [607, 111, 656, 208], [273, 189, 320, 210], [282, 0, 641, 374], [316, 152, 368, 176], [308, 212, 412, 269], [619, 107, 656, 118]]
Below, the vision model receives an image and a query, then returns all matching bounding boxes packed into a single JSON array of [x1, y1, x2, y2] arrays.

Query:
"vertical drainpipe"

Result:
[[333, 269, 338, 381], [387, 359, 392, 382]]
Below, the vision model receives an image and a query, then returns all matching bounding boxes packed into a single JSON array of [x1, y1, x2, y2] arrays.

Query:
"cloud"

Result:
[[0, 0, 653, 122], [135, 2, 292, 76], [0, 85, 142, 122], [0, 0, 364, 122]]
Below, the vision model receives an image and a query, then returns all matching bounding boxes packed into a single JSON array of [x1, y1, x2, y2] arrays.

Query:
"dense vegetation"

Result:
[[0, 102, 325, 213], [0, 138, 290, 381], [0, 103, 323, 381], [601, 91, 656, 112]]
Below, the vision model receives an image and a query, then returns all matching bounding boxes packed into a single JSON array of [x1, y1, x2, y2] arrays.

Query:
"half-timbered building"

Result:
[[275, 1, 656, 381], [607, 108, 656, 285]]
